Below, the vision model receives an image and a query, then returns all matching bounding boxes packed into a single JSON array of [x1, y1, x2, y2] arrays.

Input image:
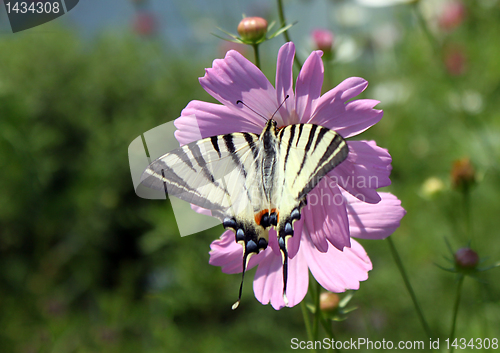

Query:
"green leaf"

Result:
[[267, 22, 296, 40]]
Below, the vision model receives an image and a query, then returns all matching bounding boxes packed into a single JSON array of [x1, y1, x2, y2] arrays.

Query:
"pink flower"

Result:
[[133, 11, 157, 36], [174, 42, 405, 309], [312, 29, 334, 53], [444, 46, 467, 76], [438, 1, 466, 31]]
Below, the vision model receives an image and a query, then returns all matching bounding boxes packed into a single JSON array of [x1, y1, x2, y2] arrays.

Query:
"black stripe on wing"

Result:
[[296, 124, 318, 177], [278, 124, 349, 200], [142, 163, 226, 214], [139, 132, 260, 219], [283, 124, 296, 172], [223, 133, 248, 179], [297, 131, 348, 200]]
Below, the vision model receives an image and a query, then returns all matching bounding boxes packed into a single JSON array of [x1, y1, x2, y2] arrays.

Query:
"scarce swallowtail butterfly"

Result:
[[140, 99, 349, 309]]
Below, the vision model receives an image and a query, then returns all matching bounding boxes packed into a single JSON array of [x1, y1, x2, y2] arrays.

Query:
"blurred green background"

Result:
[[1, 1, 499, 352]]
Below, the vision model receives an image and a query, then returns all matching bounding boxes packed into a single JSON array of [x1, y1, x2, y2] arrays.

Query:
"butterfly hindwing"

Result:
[[273, 123, 349, 298]]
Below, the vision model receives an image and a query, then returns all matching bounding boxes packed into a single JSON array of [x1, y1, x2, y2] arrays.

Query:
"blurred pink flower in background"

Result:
[[133, 11, 157, 36], [312, 29, 334, 53], [444, 46, 467, 75], [438, 1, 466, 31], [455, 248, 479, 269], [174, 42, 405, 309]]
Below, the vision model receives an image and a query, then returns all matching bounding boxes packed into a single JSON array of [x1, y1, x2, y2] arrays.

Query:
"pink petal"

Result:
[[330, 140, 392, 204], [302, 235, 372, 293], [200, 50, 278, 126], [209, 230, 265, 274], [267, 228, 281, 257], [191, 204, 212, 217], [175, 100, 263, 145], [345, 191, 406, 239], [308, 77, 383, 138], [311, 77, 368, 117], [275, 42, 296, 126], [302, 178, 350, 252], [263, 226, 301, 260], [253, 246, 309, 310], [287, 216, 303, 259], [312, 99, 383, 139], [295, 50, 324, 124]]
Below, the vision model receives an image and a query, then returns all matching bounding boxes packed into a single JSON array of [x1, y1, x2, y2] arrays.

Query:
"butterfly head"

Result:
[[264, 118, 279, 134]]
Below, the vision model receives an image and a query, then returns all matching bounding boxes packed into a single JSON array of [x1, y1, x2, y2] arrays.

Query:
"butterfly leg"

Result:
[[223, 217, 268, 309]]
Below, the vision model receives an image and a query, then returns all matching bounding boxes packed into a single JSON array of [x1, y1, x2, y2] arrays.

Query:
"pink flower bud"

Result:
[[133, 12, 157, 36], [439, 1, 466, 31], [455, 248, 479, 269], [312, 29, 334, 53], [451, 157, 476, 191], [237, 17, 268, 43], [444, 47, 467, 76], [319, 292, 340, 312]]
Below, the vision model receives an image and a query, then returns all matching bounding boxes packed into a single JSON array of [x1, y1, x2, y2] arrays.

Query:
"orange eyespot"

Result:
[[254, 209, 269, 225]]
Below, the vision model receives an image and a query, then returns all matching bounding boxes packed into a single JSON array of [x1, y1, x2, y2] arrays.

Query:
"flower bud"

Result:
[[451, 157, 476, 191], [312, 29, 334, 53], [319, 292, 340, 312], [455, 247, 479, 269], [133, 12, 157, 36], [237, 17, 268, 43], [439, 1, 466, 31], [444, 46, 467, 76]]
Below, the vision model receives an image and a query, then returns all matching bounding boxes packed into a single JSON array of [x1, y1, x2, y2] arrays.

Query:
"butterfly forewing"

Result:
[[140, 132, 263, 218]]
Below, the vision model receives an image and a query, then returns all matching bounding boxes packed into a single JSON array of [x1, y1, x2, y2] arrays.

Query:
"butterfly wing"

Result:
[[139, 131, 271, 309], [140, 132, 257, 218], [274, 124, 349, 299]]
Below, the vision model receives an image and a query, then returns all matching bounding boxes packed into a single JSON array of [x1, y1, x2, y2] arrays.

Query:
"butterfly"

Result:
[[140, 101, 349, 309]]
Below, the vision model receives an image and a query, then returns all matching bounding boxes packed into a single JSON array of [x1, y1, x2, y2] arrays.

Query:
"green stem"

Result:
[[320, 317, 342, 353], [300, 301, 316, 353], [387, 237, 433, 339], [252, 44, 261, 69], [411, 2, 440, 55], [277, 0, 302, 70], [324, 57, 334, 91], [463, 186, 472, 240], [449, 275, 465, 353], [312, 280, 321, 341]]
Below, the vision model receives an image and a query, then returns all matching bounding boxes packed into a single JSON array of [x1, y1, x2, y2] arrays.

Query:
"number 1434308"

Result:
[[6, 1, 60, 14], [445, 338, 498, 350]]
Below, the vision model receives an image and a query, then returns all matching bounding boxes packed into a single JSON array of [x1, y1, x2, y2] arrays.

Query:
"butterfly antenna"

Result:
[[271, 95, 290, 120], [236, 95, 289, 122], [236, 100, 267, 121]]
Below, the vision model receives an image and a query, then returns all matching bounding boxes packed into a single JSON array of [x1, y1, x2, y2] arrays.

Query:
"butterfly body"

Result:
[[140, 118, 348, 308]]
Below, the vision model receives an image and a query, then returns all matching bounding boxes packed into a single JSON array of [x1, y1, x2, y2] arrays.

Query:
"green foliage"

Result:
[[1, 3, 500, 351]]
